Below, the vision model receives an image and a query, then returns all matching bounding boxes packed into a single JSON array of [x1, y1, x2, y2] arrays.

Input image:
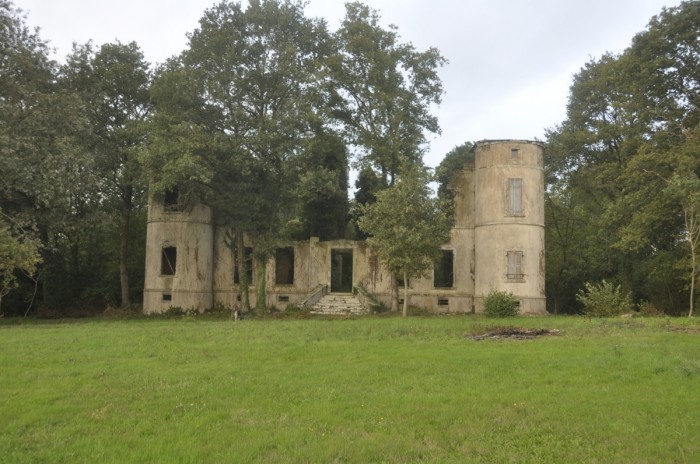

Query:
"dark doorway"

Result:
[[331, 249, 353, 293]]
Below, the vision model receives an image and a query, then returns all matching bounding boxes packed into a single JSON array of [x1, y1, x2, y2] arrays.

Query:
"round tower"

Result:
[[473, 140, 546, 314], [143, 190, 214, 313]]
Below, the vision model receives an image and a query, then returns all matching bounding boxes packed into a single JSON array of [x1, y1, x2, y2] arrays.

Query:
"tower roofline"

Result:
[[476, 139, 545, 148]]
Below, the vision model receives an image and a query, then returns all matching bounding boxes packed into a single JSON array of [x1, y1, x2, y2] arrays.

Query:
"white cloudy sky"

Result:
[[16, 0, 681, 167]]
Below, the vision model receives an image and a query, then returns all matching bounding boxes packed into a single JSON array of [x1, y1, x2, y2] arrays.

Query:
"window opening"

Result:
[[506, 250, 524, 280], [433, 250, 454, 288], [163, 188, 179, 212], [278, 295, 290, 302], [162, 293, 172, 302], [161, 246, 177, 275], [507, 178, 523, 215], [437, 298, 449, 306], [275, 247, 294, 285], [234, 247, 253, 284], [511, 148, 519, 159]]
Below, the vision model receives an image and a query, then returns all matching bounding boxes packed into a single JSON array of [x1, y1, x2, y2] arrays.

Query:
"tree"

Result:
[[0, 211, 41, 315], [61, 41, 152, 308], [665, 173, 700, 317], [435, 141, 474, 222], [145, 0, 331, 313], [358, 166, 451, 317], [296, 129, 349, 240], [333, 2, 446, 185]]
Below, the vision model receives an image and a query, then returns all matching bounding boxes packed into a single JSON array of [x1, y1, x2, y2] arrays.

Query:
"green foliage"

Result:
[[61, 40, 152, 307], [0, 213, 41, 308], [358, 166, 452, 316], [296, 130, 349, 240], [576, 280, 634, 317], [333, 2, 445, 184], [483, 289, 520, 317], [546, 2, 700, 313]]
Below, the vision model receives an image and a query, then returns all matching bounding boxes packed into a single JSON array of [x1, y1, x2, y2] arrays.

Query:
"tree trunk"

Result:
[[255, 255, 267, 315], [689, 235, 695, 318], [402, 272, 409, 317], [236, 230, 250, 312], [119, 199, 131, 307], [390, 274, 399, 311]]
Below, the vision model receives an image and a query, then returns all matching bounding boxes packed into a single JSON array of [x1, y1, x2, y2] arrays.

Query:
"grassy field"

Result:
[[0, 314, 698, 463]]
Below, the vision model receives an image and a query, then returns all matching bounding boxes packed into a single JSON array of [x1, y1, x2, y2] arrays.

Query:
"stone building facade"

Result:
[[143, 140, 546, 314]]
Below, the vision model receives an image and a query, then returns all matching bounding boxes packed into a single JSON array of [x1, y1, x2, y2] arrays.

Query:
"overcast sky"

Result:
[[15, 0, 682, 168]]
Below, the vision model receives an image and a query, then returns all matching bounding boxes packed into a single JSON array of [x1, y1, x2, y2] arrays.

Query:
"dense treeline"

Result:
[[544, 1, 699, 316], [1, 0, 698, 317]]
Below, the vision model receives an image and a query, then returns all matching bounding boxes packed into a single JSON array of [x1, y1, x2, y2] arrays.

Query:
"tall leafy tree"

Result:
[[0, 0, 96, 313], [61, 41, 152, 307], [333, 2, 446, 185], [296, 129, 349, 240], [358, 166, 451, 317], [145, 0, 332, 312]]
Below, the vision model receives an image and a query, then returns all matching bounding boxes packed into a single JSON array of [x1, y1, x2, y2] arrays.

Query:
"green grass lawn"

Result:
[[1, 315, 698, 463]]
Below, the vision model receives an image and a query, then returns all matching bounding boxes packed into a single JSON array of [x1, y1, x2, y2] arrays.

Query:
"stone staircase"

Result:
[[310, 293, 367, 315]]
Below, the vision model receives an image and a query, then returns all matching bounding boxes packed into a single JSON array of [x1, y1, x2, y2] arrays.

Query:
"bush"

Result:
[[637, 300, 664, 317], [483, 290, 520, 317], [576, 280, 633, 317]]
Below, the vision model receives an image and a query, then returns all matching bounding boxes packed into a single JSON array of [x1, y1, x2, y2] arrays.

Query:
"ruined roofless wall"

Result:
[[142, 139, 546, 315]]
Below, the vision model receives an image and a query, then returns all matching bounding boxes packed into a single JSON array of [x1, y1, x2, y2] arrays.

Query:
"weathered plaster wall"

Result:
[[473, 140, 546, 314]]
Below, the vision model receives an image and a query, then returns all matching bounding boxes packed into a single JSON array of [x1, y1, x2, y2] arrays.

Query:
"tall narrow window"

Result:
[[234, 247, 253, 284], [507, 178, 523, 215], [275, 247, 294, 285], [511, 148, 519, 159], [506, 250, 524, 280], [433, 250, 454, 288], [161, 246, 177, 275]]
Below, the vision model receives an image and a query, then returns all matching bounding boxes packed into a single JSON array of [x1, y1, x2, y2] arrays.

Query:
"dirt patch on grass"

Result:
[[468, 326, 562, 341]]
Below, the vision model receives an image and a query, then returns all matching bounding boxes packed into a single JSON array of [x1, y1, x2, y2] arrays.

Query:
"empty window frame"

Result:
[[507, 178, 523, 215], [506, 250, 524, 280], [233, 247, 253, 284], [163, 188, 180, 212], [161, 246, 177, 275], [511, 148, 519, 159], [433, 250, 454, 288], [275, 247, 294, 285]]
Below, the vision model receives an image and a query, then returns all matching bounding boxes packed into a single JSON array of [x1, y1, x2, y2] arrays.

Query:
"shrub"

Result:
[[638, 300, 664, 317], [576, 280, 633, 317], [483, 289, 520, 317]]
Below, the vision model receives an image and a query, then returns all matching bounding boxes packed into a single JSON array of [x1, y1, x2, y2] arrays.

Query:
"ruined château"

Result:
[[143, 140, 546, 314]]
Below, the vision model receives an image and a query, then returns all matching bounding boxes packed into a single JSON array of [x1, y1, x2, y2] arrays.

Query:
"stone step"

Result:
[[310, 293, 368, 315]]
